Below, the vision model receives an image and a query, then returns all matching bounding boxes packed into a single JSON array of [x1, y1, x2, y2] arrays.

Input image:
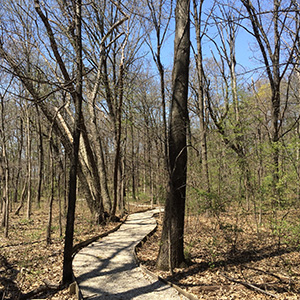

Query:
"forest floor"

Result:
[[137, 209, 300, 299], [0, 200, 142, 299], [1, 200, 300, 299]]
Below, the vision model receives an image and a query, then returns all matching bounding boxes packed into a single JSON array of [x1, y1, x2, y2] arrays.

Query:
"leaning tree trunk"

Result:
[[156, 0, 190, 271]]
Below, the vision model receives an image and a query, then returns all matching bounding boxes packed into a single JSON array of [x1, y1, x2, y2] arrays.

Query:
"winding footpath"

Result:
[[73, 208, 189, 300]]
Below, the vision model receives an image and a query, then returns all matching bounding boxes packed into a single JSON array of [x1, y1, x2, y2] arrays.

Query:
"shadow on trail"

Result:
[[75, 239, 137, 283], [80, 280, 170, 299], [0, 254, 21, 299], [73, 210, 171, 299]]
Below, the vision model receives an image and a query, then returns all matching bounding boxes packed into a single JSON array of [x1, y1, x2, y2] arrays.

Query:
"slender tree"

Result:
[[145, 0, 173, 167], [35, 104, 44, 208], [25, 105, 32, 219], [191, 0, 211, 206], [46, 137, 54, 245], [0, 92, 9, 237]]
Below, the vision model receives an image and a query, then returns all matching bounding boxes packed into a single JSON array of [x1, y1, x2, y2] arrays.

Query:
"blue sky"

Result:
[[156, 1, 259, 80]]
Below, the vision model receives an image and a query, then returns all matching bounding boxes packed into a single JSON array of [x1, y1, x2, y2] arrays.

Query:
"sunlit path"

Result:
[[73, 209, 188, 300]]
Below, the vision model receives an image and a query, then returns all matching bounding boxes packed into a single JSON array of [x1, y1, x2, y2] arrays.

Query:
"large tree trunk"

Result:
[[156, 0, 190, 271], [62, 0, 83, 285]]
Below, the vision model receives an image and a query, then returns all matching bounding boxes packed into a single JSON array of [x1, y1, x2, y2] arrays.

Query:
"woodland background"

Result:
[[0, 0, 300, 298]]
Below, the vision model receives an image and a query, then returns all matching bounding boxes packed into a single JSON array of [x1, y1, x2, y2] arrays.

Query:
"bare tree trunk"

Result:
[[118, 156, 125, 215], [146, 0, 173, 172], [58, 172, 63, 237], [192, 0, 210, 207], [26, 109, 32, 220], [1, 94, 9, 237], [4, 160, 9, 238], [13, 117, 24, 204], [130, 117, 136, 200], [147, 126, 154, 207], [157, 0, 190, 271], [62, 0, 83, 285], [111, 39, 127, 216], [14, 184, 27, 216], [136, 130, 140, 198], [88, 97, 111, 213], [64, 151, 67, 214], [46, 140, 54, 245], [35, 104, 44, 208]]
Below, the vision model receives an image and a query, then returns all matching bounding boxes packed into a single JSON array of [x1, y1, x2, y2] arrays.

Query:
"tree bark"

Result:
[[26, 109, 32, 220], [46, 140, 54, 245], [35, 104, 44, 208], [13, 117, 23, 204], [62, 0, 83, 285], [157, 0, 190, 271], [0, 94, 9, 237], [111, 39, 127, 216]]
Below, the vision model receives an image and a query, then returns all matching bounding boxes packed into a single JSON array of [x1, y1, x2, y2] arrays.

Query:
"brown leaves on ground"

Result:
[[137, 210, 300, 299], [0, 200, 139, 299], [2, 201, 299, 300]]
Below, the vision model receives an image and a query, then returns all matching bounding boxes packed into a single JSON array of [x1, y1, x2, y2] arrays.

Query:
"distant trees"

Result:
[[0, 0, 170, 258], [186, 0, 300, 232], [241, 0, 300, 206]]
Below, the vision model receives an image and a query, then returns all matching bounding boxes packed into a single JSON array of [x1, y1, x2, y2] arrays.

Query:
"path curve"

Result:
[[73, 208, 188, 300]]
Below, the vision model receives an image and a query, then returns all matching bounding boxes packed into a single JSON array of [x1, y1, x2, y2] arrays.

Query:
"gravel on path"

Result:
[[73, 208, 188, 300]]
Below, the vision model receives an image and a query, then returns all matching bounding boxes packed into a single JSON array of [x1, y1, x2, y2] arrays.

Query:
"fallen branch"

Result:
[[242, 266, 289, 283], [19, 281, 60, 300], [0, 239, 46, 249], [221, 273, 279, 299]]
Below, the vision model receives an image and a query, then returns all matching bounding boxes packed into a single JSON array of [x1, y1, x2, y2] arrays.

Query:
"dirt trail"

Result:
[[73, 208, 189, 300]]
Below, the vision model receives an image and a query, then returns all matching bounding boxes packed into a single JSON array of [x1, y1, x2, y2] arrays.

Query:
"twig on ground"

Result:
[[242, 265, 288, 283], [221, 272, 279, 299], [19, 281, 60, 300]]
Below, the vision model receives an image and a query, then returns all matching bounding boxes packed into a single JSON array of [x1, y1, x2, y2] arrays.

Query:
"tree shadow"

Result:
[[163, 244, 299, 294], [79, 280, 171, 299], [0, 254, 21, 299], [73, 210, 174, 299]]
